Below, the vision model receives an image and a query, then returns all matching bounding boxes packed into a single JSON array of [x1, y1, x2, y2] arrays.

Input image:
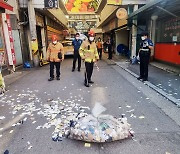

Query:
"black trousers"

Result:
[[84, 62, 94, 84], [50, 62, 61, 78], [108, 47, 112, 59], [73, 53, 81, 70], [139, 51, 150, 79], [98, 48, 102, 60]]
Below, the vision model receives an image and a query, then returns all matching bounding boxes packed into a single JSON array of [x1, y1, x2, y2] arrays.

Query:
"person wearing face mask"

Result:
[[79, 30, 99, 87], [137, 32, 153, 81], [96, 37, 103, 60], [46, 34, 64, 81], [72, 33, 82, 72]]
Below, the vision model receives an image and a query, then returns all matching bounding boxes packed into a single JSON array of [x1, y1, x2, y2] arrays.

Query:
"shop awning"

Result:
[[0, 1, 13, 11], [128, 0, 163, 19]]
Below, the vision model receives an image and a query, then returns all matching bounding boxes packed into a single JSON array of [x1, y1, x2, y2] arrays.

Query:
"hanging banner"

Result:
[[107, 0, 122, 5], [2, 13, 16, 65], [6, 14, 16, 65]]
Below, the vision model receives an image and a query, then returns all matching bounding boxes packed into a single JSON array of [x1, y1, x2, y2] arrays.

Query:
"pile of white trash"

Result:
[[53, 103, 133, 143]]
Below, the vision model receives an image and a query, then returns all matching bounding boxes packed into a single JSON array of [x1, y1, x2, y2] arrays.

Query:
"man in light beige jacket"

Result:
[[47, 34, 64, 81]]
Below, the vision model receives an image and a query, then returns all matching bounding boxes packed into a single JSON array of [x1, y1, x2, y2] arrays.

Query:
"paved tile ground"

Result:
[[0, 58, 180, 154]]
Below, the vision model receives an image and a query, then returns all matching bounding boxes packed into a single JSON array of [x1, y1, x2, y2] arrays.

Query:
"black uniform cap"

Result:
[[141, 31, 148, 36], [75, 33, 80, 36]]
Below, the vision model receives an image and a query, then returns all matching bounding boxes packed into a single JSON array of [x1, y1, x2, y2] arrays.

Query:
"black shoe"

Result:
[[88, 80, 94, 84], [137, 77, 143, 80], [78, 69, 80, 72], [56, 77, 60, 80], [72, 69, 75, 72], [48, 78, 54, 81], [143, 78, 148, 81], [84, 83, 90, 87]]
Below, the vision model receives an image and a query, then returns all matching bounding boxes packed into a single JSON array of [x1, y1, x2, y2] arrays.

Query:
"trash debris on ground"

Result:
[[9, 130, 14, 134], [84, 143, 91, 147], [67, 103, 133, 143], [0, 116, 5, 120], [28, 146, 33, 150], [139, 116, 145, 119], [155, 128, 158, 131], [0, 90, 133, 144]]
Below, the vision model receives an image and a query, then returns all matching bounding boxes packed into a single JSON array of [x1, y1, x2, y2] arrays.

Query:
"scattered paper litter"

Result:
[[139, 116, 145, 119], [84, 143, 91, 147], [27, 141, 31, 145], [0, 134, 2, 138], [28, 146, 33, 150], [126, 105, 131, 108], [32, 121, 36, 124], [0, 116, 5, 120], [130, 114, 136, 118], [36, 126, 42, 129], [165, 152, 171, 154], [9, 130, 14, 134], [126, 109, 134, 113], [23, 117, 27, 121], [155, 128, 158, 131]]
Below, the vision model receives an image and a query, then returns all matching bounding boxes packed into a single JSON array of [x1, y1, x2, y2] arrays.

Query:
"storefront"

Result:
[[0, 2, 15, 69], [155, 16, 180, 65], [99, 7, 129, 55], [45, 17, 64, 46], [35, 12, 47, 60], [128, 0, 180, 65]]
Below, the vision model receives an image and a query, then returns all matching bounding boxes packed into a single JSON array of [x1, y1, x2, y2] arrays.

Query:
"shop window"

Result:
[[156, 17, 180, 43]]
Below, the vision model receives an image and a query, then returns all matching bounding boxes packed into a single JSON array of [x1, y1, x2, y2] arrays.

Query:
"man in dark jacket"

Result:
[[72, 33, 82, 72], [107, 36, 113, 60]]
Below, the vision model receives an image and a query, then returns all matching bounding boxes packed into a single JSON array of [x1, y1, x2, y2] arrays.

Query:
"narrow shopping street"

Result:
[[0, 58, 180, 154], [0, 0, 180, 154]]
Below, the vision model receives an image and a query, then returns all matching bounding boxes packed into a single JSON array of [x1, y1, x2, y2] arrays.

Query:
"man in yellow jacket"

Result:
[[47, 34, 64, 81], [79, 30, 99, 87]]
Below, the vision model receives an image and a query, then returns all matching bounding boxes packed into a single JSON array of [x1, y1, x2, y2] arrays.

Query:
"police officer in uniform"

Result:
[[137, 32, 153, 81], [72, 33, 82, 72], [79, 30, 99, 87]]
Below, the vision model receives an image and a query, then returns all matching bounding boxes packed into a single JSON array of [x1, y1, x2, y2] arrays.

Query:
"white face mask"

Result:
[[53, 41, 57, 44], [141, 36, 146, 41], [89, 37, 94, 42], [76, 37, 79, 40]]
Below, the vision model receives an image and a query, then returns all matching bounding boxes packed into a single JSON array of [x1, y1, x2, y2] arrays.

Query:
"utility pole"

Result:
[[28, 0, 37, 40], [131, 5, 138, 59], [28, 0, 38, 66]]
